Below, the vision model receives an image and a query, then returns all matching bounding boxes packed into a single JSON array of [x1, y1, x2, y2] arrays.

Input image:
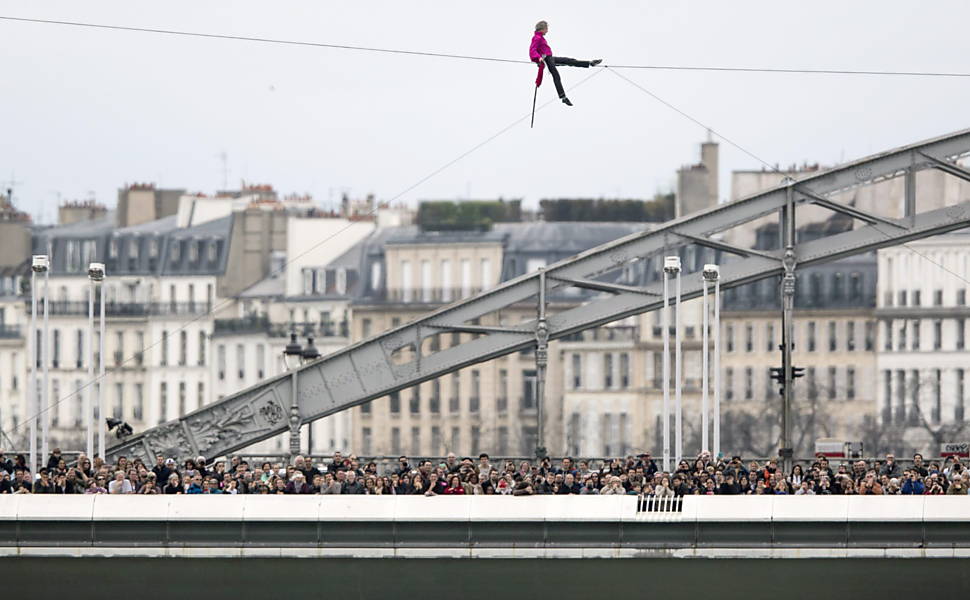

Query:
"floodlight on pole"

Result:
[[661, 255, 680, 472], [701, 264, 720, 455], [28, 255, 48, 474], [86, 263, 104, 461]]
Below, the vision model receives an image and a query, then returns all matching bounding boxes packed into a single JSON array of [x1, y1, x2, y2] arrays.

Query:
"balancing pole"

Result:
[[530, 85, 538, 128]]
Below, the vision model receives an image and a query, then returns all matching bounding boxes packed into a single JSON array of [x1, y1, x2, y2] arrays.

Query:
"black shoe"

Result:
[[561, 96, 573, 106], [590, 59, 603, 67]]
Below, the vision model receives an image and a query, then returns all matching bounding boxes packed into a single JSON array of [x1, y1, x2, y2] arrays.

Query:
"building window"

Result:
[[934, 289, 943, 307], [460, 259, 471, 298], [159, 382, 168, 425], [933, 319, 943, 350], [619, 353, 630, 389], [470, 370, 480, 413], [745, 323, 753, 353], [828, 321, 837, 352], [449, 375, 459, 413], [389, 391, 400, 414], [899, 321, 907, 350], [882, 371, 892, 424], [362, 427, 372, 456], [217, 344, 225, 380], [932, 369, 942, 424], [849, 272, 862, 301], [497, 426, 509, 455], [400, 260, 412, 302], [957, 369, 966, 422], [362, 318, 372, 339], [179, 382, 187, 416], [178, 331, 187, 366], [865, 321, 874, 351], [807, 321, 816, 352], [725, 368, 734, 401], [884, 321, 893, 351], [391, 427, 401, 455], [912, 320, 920, 351], [430, 380, 440, 413], [198, 332, 206, 366], [847, 367, 856, 400], [160, 331, 169, 366], [52, 329, 61, 368], [75, 329, 83, 369], [236, 344, 245, 379], [846, 321, 856, 351], [451, 426, 460, 454], [571, 353, 582, 389], [498, 369, 508, 412], [410, 386, 421, 414], [828, 367, 837, 400], [196, 382, 204, 410], [440, 260, 452, 302], [958, 319, 966, 351], [480, 258, 492, 289], [604, 353, 614, 389], [908, 370, 919, 426], [431, 426, 442, 454], [567, 413, 581, 456], [360, 400, 371, 415], [913, 290, 921, 307], [807, 367, 817, 400], [744, 367, 753, 400], [898, 290, 907, 307], [410, 427, 420, 455], [726, 324, 734, 353], [958, 289, 967, 306], [420, 260, 432, 302], [832, 272, 844, 299], [256, 344, 265, 380], [522, 369, 536, 410]]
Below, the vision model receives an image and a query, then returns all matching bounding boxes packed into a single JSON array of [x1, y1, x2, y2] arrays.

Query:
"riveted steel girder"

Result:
[[105, 129, 970, 463]]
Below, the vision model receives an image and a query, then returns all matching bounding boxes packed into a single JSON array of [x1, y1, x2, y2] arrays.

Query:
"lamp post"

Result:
[[701, 264, 720, 455], [301, 336, 320, 454], [283, 331, 304, 461], [661, 256, 680, 472], [41, 254, 50, 467], [29, 255, 49, 474], [87, 263, 105, 462]]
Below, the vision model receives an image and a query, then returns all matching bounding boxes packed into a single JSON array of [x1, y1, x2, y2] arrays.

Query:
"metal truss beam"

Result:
[[105, 129, 970, 464]]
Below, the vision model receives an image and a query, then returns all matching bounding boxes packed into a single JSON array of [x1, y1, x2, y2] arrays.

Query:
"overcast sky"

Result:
[[1, 1, 968, 223]]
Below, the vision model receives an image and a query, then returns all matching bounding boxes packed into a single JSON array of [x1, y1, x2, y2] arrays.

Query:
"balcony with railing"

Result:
[[0, 324, 21, 339], [33, 301, 213, 318], [213, 316, 350, 339]]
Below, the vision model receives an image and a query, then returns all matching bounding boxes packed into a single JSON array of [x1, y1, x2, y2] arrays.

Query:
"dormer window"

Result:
[[207, 240, 218, 263], [188, 240, 199, 263], [170, 240, 181, 262]]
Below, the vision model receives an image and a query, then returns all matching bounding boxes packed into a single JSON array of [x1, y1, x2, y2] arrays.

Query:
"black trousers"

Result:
[[543, 55, 591, 98]]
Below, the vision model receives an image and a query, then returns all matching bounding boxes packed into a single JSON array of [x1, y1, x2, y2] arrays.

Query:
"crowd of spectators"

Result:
[[0, 448, 967, 496]]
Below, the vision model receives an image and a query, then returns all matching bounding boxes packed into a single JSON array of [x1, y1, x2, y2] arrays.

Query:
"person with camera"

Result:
[[901, 470, 925, 495]]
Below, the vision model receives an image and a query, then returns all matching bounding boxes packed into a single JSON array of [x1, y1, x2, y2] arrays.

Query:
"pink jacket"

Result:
[[529, 31, 552, 62], [529, 31, 552, 86]]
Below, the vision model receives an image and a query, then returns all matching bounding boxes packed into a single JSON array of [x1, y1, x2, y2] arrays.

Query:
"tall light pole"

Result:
[[87, 263, 104, 461], [41, 255, 50, 466], [674, 258, 683, 466], [29, 255, 48, 474], [712, 266, 722, 458], [283, 331, 303, 461], [301, 336, 320, 454], [702, 264, 720, 455], [661, 256, 680, 472]]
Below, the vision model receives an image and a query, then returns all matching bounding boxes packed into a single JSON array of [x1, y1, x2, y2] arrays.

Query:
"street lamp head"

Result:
[[31, 255, 49, 273], [663, 255, 681, 274], [702, 264, 720, 281], [87, 262, 105, 282], [284, 332, 303, 357], [302, 336, 320, 361]]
